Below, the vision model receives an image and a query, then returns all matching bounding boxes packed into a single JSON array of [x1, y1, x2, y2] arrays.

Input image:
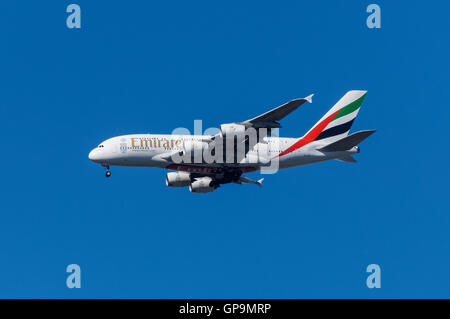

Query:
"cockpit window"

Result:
[[98, 145, 104, 148]]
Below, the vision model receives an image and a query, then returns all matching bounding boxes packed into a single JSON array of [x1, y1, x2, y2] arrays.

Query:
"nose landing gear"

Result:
[[103, 164, 111, 178]]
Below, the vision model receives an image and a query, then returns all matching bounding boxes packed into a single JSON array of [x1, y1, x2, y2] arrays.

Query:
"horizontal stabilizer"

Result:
[[337, 154, 357, 163], [319, 130, 376, 152]]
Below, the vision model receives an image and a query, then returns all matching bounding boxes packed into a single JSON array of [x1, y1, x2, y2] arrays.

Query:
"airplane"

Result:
[[88, 90, 375, 193]]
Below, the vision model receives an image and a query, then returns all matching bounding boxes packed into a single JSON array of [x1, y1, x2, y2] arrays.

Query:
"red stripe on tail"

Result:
[[277, 109, 340, 157]]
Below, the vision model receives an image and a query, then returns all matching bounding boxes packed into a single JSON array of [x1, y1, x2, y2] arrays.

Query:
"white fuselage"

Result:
[[88, 134, 355, 174], [87, 91, 372, 192]]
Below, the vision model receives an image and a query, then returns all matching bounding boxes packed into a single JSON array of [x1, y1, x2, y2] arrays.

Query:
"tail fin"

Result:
[[277, 91, 368, 157], [306, 90, 367, 144], [319, 130, 376, 152]]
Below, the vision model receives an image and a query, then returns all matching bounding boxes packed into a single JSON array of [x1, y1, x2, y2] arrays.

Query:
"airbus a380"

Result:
[[88, 90, 375, 193]]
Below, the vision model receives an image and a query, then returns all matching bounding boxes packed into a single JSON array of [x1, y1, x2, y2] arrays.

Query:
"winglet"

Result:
[[239, 176, 265, 187], [304, 94, 314, 103]]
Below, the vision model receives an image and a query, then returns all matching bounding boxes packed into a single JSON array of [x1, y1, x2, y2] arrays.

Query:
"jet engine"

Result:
[[189, 176, 216, 193], [165, 172, 191, 187]]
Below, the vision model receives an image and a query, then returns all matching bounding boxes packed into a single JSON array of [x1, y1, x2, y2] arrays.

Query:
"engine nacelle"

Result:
[[189, 176, 216, 193], [166, 172, 191, 187], [220, 123, 246, 139]]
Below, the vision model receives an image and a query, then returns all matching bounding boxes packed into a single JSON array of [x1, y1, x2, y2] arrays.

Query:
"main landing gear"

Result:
[[103, 165, 111, 178]]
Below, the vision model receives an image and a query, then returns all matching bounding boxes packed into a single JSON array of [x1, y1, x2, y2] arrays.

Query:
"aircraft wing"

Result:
[[206, 94, 313, 160], [239, 94, 313, 129]]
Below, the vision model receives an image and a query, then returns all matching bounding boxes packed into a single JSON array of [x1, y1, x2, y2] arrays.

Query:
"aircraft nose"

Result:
[[89, 149, 99, 161]]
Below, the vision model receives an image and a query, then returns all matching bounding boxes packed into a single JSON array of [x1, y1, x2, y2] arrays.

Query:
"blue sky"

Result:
[[1, 0, 449, 298]]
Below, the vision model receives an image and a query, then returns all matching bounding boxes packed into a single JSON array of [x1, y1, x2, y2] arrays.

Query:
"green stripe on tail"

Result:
[[332, 93, 366, 121]]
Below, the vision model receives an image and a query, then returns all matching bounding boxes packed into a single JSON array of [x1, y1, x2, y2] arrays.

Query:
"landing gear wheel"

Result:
[[105, 171, 111, 178]]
